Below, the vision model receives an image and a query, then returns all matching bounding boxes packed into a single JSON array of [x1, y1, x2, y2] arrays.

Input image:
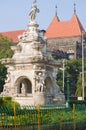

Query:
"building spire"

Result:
[[74, 2, 76, 14], [55, 5, 57, 16]]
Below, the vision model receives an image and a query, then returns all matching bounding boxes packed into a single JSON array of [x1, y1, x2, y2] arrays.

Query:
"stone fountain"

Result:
[[1, 0, 65, 106]]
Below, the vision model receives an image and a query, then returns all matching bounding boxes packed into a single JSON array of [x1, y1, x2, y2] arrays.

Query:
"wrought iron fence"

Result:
[[0, 104, 86, 130]]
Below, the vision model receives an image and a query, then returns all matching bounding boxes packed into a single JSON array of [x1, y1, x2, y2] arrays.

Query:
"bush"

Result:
[[3, 96, 12, 101], [69, 100, 86, 109], [0, 97, 3, 105], [0, 96, 20, 108]]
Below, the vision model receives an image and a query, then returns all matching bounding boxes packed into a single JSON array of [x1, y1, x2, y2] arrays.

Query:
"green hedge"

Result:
[[0, 96, 20, 107]]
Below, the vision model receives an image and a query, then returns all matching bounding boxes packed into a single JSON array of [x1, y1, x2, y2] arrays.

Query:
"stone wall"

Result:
[[47, 36, 82, 59]]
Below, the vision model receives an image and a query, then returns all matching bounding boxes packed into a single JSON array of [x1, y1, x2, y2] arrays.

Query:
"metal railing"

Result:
[[0, 104, 86, 130]]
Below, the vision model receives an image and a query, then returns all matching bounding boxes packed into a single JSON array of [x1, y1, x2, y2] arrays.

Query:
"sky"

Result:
[[0, 0, 86, 32]]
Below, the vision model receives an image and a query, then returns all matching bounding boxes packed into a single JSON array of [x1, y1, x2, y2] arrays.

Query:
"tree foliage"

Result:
[[75, 75, 82, 96], [0, 34, 13, 92], [0, 63, 7, 92], [57, 58, 86, 97], [0, 34, 13, 58]]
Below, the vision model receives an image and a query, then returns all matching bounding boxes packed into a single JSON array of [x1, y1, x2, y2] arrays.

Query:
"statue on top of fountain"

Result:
[[29, 0, 40, 22]]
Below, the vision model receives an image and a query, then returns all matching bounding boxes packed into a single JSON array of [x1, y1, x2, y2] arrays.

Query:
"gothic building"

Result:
[[45, 6, 86, 59]]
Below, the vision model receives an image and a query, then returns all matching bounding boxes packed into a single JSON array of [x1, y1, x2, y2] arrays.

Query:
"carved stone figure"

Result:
[[36, 81, 46, 92], [29, 0, 39, 22], [5, 72, 11, 83], [34, 72, 46, 92], [36, 82, 43, 92], [21, 84, 26, 94]]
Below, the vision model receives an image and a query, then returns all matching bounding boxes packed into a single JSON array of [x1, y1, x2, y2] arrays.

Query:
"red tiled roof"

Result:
[[0, 30, 25, 42], [45, 13, 85, 38]]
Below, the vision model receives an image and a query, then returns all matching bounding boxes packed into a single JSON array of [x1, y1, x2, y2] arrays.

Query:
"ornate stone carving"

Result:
[[34, 71, 46, 92], [36, 82, 46, 92]]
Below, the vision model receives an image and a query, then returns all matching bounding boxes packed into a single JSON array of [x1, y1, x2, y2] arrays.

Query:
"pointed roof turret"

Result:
[[45, 9, 85, 38], [45, 16, 60, 38], [71, 13, 85, 35]]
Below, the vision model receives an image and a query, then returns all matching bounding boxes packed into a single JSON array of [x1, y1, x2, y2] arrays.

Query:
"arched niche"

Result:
[[14, 76, 32, 95]]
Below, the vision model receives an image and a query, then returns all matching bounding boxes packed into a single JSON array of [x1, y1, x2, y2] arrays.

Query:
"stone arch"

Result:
[[14, 76, 32, 95], [45, 77, 53, 95]]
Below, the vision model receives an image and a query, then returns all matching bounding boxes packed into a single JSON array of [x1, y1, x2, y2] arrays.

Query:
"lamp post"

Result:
[[66, 76, 70, 102], [82, 31, 85, 100], [66, 76, 70, 108], [62, 59, 65, 92], [59, 59, 65, 92]]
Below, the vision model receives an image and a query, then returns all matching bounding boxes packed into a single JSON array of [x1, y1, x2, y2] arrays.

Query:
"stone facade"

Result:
[[47, 36, 82, 59], [1, 0, 64, 106]]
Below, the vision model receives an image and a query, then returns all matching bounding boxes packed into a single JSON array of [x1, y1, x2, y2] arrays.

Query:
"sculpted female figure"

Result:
[[29, 0, 39, 22], [34, 72, 46, 92]]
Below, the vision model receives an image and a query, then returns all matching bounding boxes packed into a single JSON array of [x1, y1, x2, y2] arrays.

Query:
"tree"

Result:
[[0, 63, 7, 92], [0, 34, 13, 92], [75, 74, 82, 96], [0, 34, 13, 58], [56, 58, 85, 97]]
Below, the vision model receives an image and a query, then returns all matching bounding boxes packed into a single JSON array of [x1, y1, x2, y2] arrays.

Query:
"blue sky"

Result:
[[0, 0, 86, 32]]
